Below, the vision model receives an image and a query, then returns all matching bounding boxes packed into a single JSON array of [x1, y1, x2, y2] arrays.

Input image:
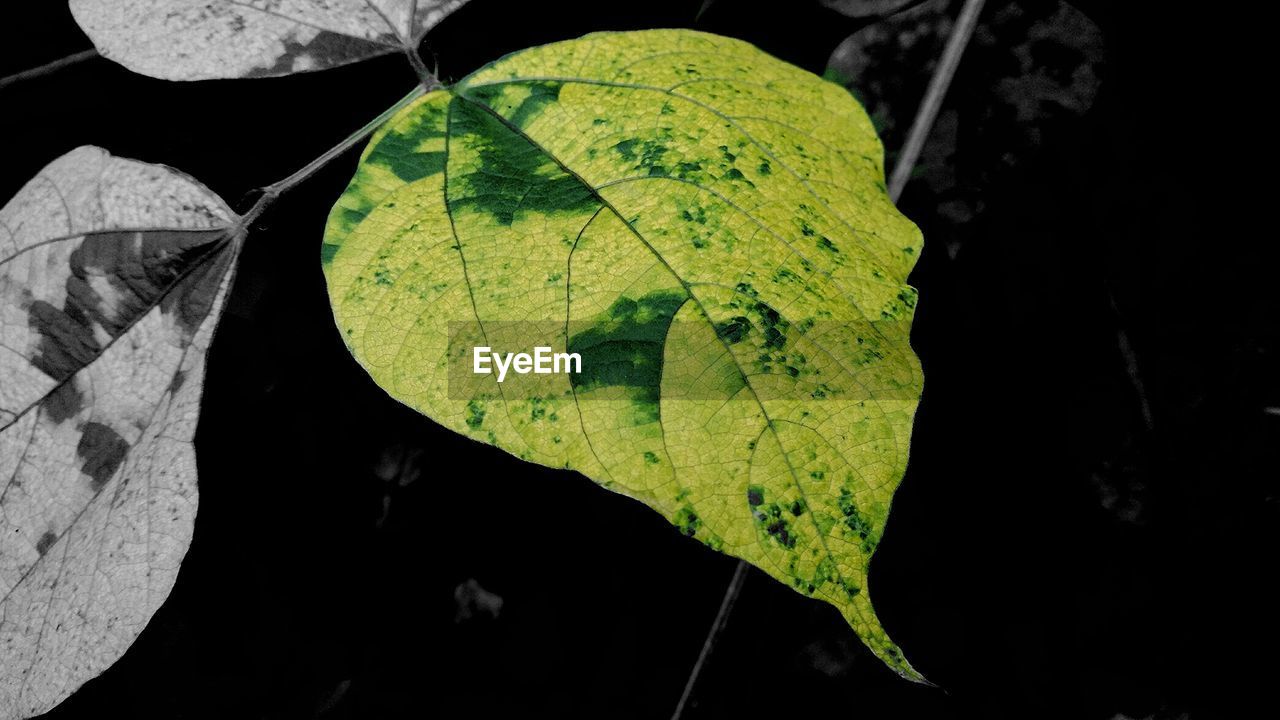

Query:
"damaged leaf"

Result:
[[0, 146, 240, 718], [324, 30, 925, 680], [69, 0, 470, 80]]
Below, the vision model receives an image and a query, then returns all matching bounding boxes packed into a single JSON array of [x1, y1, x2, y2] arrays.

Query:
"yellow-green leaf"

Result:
[[323, 29, 925, 680]]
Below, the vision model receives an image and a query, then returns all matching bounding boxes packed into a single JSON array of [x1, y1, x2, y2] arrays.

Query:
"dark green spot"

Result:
[[841, 580, 862, 598], [447, 96, 598, 227], [765, 518, 796, 548], [714, 316, 750, 344], [368, 126, 447, 182], [675, 161, 703, 178], [337, 207, 366, 233], [838, 489, 880, 553], [320, 242, 341, 265], [465, 399, 486, 430], [569, 289, 689, 410], [465, 80, 563, 129], [675, 505, 700, 537], [612, 136, 670, 173], [751, 300, 787, 350]]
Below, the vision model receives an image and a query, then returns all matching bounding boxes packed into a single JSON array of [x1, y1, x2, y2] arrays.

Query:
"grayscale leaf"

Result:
[[69, 0, 470, 80], [0, 146, 240, 719], [820, 0, 915, 18]]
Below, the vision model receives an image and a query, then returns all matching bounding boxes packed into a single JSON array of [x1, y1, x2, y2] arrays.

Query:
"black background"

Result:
[[1, 1, 1275, 718]]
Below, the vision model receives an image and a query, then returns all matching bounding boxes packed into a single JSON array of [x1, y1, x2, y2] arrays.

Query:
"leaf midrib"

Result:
[[0, 225, 224, 268], [223, 0, 402, 46], [0, 230, 234, 436]]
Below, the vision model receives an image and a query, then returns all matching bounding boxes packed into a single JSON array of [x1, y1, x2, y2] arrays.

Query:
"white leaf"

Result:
[[821, 0, 915, 18], [70, 0, 470, 80], [0, 146, 239, 718]]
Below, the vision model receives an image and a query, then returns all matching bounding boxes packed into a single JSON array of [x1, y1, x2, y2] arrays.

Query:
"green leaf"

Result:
[[0, 147, 239, 718], [323, 29, 925, 681], [69, 0, 470, 80]]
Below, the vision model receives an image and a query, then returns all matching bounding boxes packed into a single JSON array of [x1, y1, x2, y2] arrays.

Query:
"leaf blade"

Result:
[[324, 29, 926, 680], [0, 147, 237, 718], [69, 0, 470, 80]]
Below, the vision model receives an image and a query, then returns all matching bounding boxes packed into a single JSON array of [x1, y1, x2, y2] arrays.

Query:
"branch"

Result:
[[236, 84, 427, 233], [0, 49, 99, 91], [405, 46, 443, 92], [1108, 290, 1156, 431], [669, 561, 749, 720], [887, 0, 987, 200]]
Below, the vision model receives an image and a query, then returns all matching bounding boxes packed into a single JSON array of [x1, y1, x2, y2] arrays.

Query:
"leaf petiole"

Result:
[[405, 46, 443, 92], [0, 48, 99, 91]]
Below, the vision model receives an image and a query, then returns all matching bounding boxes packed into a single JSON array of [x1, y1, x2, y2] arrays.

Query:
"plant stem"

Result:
[[405, 46, 442, 92], [236, 84, 427, 233], [669, 561, 749, 720], [1108, 289, 1155, 432], [236, 28, 441, 232], [886, 0, 986, 200], [0, 49, 99, 91], [671, 2, 987, 717]]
